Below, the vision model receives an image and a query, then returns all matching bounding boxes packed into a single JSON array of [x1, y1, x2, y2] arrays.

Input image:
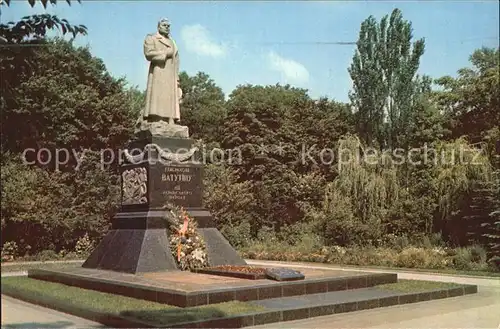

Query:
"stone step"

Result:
[[243, 283, 478, 325]]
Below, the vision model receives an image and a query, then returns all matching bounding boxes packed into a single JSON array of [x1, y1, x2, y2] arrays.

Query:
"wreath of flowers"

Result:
[[164, 203, 208, 271]]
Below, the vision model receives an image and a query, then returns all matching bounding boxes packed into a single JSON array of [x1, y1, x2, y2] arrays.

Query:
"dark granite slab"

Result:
[[252, 288, 397, 309], [192, 267, 267, 280], [82, 228, 179, 274], [198, 228, 247, 266], [27, 267, 398, 308], [265, 267, 305, 281], [250, 283, 478, 317]]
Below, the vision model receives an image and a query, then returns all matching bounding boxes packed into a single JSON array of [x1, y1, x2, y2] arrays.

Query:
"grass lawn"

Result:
[[1, 277, 266, 326], [1, 261, 83, 273], [377, 279, 463, 293]]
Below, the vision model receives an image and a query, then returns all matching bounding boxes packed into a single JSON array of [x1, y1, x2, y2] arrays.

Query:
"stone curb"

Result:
[[2, 281, 478, 328]]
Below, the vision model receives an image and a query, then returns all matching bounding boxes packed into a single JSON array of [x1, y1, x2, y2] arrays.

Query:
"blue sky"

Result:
[[3, 1, 499, 102]]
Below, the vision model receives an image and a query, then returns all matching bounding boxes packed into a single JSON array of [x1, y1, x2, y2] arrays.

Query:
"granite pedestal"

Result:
[[83, 134, 246, 274]]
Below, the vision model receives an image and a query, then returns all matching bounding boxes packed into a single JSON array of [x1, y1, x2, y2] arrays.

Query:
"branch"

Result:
[[3, 0, 81, 8]]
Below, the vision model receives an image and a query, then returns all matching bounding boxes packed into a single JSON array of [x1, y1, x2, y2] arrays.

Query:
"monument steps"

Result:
[[249, 284, 477, 317], [175, 283, 477, 328], [23, 268, 478, 328], [27, 268, 398, 307]]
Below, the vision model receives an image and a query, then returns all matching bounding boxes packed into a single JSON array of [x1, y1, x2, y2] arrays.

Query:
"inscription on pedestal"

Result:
[[162, 166, 194, 203], [150, 164, 203, 208]]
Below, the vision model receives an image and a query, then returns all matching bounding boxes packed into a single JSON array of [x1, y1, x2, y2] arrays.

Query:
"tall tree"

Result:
[[0, 0, 86, 43], [0, 37, 141, 253], [178, 71, 226, 142], [2, 0, 80, 7], [1, 38, 137, 169], [348, 8, 425, 148], [0, 0, 87, 114], [434, 47, 500, 143]]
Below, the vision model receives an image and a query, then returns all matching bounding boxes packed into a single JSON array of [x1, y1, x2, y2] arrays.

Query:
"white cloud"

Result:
[[180, 24, 226, 58], [266, 51, 310, 85]]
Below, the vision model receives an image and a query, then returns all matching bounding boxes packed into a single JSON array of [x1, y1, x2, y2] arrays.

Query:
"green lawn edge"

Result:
[[1, 277, 265, 327], [377, 279, 463, 293], [337, 264, 500, 278]]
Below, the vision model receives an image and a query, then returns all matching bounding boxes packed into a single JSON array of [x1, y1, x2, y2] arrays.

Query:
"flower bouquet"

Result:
[[164, 204, 208, 271]]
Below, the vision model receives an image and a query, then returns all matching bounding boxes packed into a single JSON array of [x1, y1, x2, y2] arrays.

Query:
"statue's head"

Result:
[[157, 18, 170, 37]]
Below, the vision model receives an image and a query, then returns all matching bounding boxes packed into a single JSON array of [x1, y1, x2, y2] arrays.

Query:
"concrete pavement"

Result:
[[1, 295, 102, 328], [1, 271, 28, 277]]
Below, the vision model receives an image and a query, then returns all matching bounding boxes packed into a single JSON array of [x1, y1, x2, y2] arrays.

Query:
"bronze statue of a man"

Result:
[[142, 18, 182, 125]]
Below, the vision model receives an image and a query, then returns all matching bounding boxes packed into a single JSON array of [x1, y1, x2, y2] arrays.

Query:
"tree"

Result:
[[1, 38, 137, 167], [125, 86, 145, 120], [220, 84, 352, 233], [2, 0, 80, 7], [1, 151, 120, 253], [1, 0, 86, 44], [348, 8, 425, 148], [0, 37, 142, 253], [221, 84, 310, 181], [0, 0, 87, 115], [178, 71, 226, 142], [432, 47, 499, 265], [434, 47, 500, 143]]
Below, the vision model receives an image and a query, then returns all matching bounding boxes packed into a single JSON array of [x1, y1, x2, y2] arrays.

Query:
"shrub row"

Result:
[[240, 243, 498, 272]]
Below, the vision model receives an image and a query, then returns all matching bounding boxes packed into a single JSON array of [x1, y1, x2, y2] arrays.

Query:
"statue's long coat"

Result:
[[143, 33, 180, 120]]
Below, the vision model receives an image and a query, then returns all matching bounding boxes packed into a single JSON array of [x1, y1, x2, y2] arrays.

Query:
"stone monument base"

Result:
[[82, 133, 246, 274], [134, 119, 189, 138]]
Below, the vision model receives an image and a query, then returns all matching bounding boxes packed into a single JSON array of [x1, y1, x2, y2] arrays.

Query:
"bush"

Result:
[[241, 233, 498, 272], [74, 233, 95, 258], [1, 241, 19, 262], [203, 164, 259, 239], [1, 154, 118, 255], [394, 247, 438, 268], [36, 250, 60, 261], [220, 220, 252, 249], [381, 234, 411, 251], [452, 245, 489, 270]]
